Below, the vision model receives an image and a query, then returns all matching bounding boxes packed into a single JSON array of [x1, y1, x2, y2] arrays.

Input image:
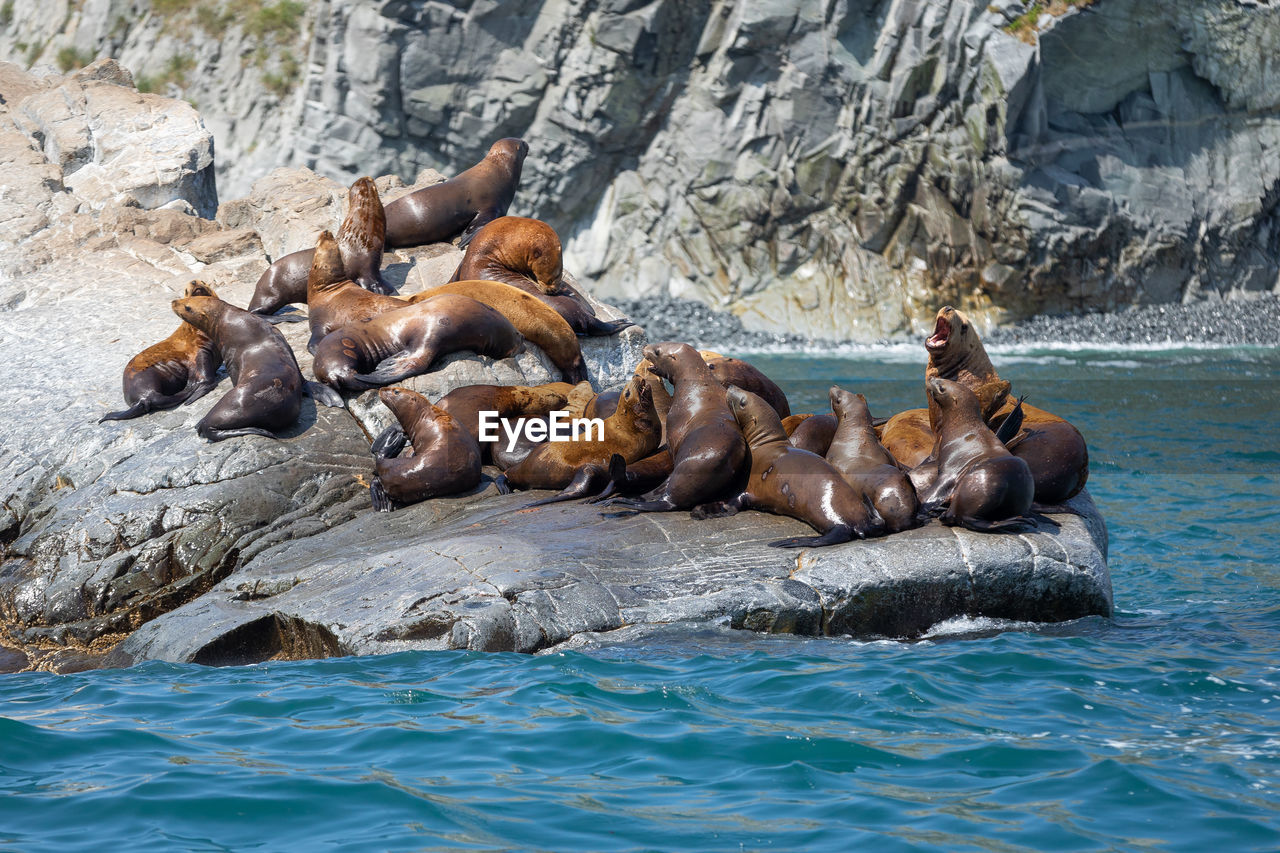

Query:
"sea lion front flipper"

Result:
[[370, 478, 395, 513], [355, 352, 433, 386], [182, 379, 220, 406], [304, 380, 346, 409], [993, 395, 1028, 445], [457, 208, 501, 249], [689, 497, 742, 520], [370, 425, 408, 459], [576, 316, 637, 337], [264, 312, 307, 325], [584, 454, 627, 504], [493, 474, 512, 495], [768, 524, 856, 549]]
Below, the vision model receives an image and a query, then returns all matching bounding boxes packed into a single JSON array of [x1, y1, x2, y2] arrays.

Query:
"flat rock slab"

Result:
[[110, 489, 1110, 666]]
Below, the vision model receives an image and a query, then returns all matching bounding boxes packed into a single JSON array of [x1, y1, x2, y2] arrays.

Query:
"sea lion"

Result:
[[925, 305, 1089, 503], [408, 280, 588, 383], [436, 381, 576, 462], [789, 413, 837, 455], [691, 388, 884, 548], [910, 378, 1035, 531], [171, 295, 340, 441], [384, 138, 529, 249], [702, 354, 791, 418], [246, 176, 392, 321], [880, 409, 935, 469], [100, 280, 222, 422], [601, 342, 746, 513], [304, 230, 410, 351], [825, 388, 918, 534], [498, 375, 661, 504], [369, 387, 482, 511], [781, 413, 812, 436], [312, 294, 522, 394], [449, 216, 633, 336]]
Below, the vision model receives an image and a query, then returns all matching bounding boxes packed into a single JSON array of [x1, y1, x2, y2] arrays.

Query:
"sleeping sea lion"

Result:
[[247, 176, 392, 321], [691, 387, 885, 548], [384, 138, 529, 249], [311, 294, 522, 394], [449, 216, 633, 336], [369, 387, 483, 511], [100, 280, 223, 422]]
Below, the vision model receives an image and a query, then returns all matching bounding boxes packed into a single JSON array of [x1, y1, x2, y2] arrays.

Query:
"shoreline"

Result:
[[617, 294, 1280, 353]]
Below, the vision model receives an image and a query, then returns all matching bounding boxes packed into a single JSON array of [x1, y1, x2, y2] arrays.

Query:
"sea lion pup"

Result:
[[312, 294, 522, 394], [100, 280, 223, 422], [384, 138, 529, 249], [497, 375, 661, 505], [691, 388, 884, 548], [304, 230, 410, 351], [925, 305, 1088, 503], [825, 388, 918, 534], [408, 280, 588, 383], [247, 176, 392, 321], [435, 381, 576, 461], [369, 387, 482, 512], [910, 378, 1035, 531], [449, 216, 634, 336], [601, 341, 746, 513], [701, 354, 791, 418], [171, 295, 342, 441]]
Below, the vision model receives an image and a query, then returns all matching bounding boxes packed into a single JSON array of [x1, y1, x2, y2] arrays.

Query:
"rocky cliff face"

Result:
[[5, 0, 1278, 338]]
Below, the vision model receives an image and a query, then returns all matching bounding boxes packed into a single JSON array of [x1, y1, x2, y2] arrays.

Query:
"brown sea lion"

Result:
[[880, 409, 935, 470], [100, 280, 223, 422], [449, 216, 633, 336], [305, 230, 409, 351], [702, 354, 791, 418], [789, 413, 837, 455], [436, 381, 576, 463], [825, 388, 918, 534], [691, 388, 884, 548], [312, 294, 522, 394], [384, 138, 529, 249], [498, 375, 662, 505], [246, 176, 392, 321], [910, 378, 1035, 531], [925, 306, 1089, 503], [601, 342, 746, 513], [369, 387, 482, 511], [171, 295, 341, 441], [781, 413, 812, 436], [408, 280, 587, 383]]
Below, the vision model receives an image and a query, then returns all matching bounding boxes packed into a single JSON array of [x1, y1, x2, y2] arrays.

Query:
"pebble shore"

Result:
[[617, 295, 1280, 351]]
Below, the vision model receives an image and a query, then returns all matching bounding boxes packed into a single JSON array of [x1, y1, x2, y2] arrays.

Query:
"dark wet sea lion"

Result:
[[100, 280, 223, 422], [304, 230, 408, 352], [384, 138, 529, 249], [247, 176, 392, 321], [408, 279, 588, 383], [498, 375, 661, 504], [825, 388, 918, 534], [601, 342, 746, 513], [436, 381, 576, 463], [789, 413, 837, 456], [449, 216, 633, 336], [692, 387, 884, 548], [312, 294, 522, 394], [702, 354, 791, 418], [369, 387, 482, 511], [910, 378, 1034, 531], [172, 295, 327, 441], [924, 305, 1088, 503]]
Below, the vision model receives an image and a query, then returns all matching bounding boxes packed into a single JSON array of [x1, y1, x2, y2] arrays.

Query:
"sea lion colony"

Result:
[[101, 138, 1089, 545]]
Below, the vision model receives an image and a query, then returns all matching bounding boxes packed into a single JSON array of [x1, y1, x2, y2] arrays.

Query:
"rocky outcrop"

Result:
[[0, 57, 1110, 672], [6, 0, 1275, 340]]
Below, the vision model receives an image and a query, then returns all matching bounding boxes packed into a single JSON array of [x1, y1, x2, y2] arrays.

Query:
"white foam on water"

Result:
[[921, 614, 1039, 638]]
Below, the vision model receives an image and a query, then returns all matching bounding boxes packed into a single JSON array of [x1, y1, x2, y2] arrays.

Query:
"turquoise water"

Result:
[[3, 347, 1279, 851]]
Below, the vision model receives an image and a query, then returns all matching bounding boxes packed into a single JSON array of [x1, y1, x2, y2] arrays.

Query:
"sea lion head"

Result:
[[829, 386, 870, 424], [171, 295, 222, 333], [927, 376, 982, 420], [641, 341, 695, 382], [726, 385, 780, 447], [488, 137, 529, 166], [619, 375, 657, 434], [308, 230, 348, 292], [379, 386, 447, 435], [183, 279, 217, 299], [340, 177, 386, 251], [925, 306, 991, 374]]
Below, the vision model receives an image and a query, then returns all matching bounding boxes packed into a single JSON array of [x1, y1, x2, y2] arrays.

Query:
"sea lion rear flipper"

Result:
[[370, 478, 395, 513], [263, 312, 307, 325], [198, 426, 279, 442], [522, 465, 610, 508], [689, 497, 742, 520], [993, 395, 1028, 445], [768, 524, 856, 549], [584, 454, 627, 504], [457, 209, 501, 249], [304, 381, 346, 409], [99, 401, 150, 422], [493, 474, 512, 495], [577, 316, 636, 337], [182, 379, 219, 406], [370, 425, 408, 459]]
